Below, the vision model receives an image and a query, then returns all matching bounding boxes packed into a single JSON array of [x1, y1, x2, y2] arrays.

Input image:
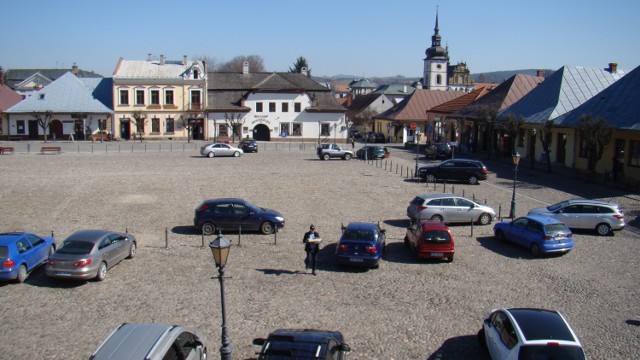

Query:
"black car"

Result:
[[356, 145, 385, 159], [425, 142, 452, 159], [239, 139, 258, 153], [365, 132, 386, 143], [253, 329, 351, 359], [418, 158, 488, 185], [349, 128, 361, 140], [193, 198, 285, 235]]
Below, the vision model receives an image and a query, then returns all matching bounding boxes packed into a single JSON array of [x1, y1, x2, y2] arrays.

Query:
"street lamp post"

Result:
[[509, 152, 521, 219], [414, 131, 420, 176], [209, 232, 233, 360]]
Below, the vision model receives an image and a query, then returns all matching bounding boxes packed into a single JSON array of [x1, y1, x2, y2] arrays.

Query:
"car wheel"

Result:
[[425, 174, 437, 183], [468, 175, 479, 185], [446, 254, 454, 263], [596, 223, 612, 236], [477, 213, 492, 225], [323, 154, 330, 161], [531, 243, 542, 257], [343, 153, 352, 160], [127, 242, 137, 259], [233, 151, 241, 157], [16, 264, 28, 283], [495, 229, 505, 242], [431, 214, 443, 222], [260, 222, 274, 235], [96, 262, 107, 281], [207, 152, 215, 158], [202, 223, 217, 236]]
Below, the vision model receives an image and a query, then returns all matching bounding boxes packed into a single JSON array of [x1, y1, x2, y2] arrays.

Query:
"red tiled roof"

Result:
[[0, 84, 22, 112], [375, 89, 465, 122], [430, 86, 492, 115]]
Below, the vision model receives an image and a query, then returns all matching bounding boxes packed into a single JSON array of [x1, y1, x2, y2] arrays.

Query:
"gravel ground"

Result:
[[0, 142, 638, 360]]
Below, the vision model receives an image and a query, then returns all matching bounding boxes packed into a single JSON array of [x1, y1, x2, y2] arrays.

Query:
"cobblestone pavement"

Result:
[[0, 142, 638, 359]]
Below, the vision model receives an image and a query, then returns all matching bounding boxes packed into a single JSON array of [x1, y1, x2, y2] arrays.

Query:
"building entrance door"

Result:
[[253, 124, 271, 141]]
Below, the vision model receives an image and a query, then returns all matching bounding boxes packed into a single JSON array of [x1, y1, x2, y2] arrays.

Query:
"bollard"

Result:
[[470, 219, 474, 237], [498, 204, 502, 220], [27, 144, 31, 153], [166, 227, 169, 249], [274, 226, 278, 245], [385, 160, 387, 170], [485, 199, 487, 205], [51, 230, 55, 239], [452, 184, 455, 194], [126, 227, 128, 234], [463, 189, 465, 198], [238, 225, 242, 246], [443, 181, 446, 192], [473, 194, 476, 202], [202, 227, 206, 247], [396, 164, 398, 174], [434, 181, 436, 191]]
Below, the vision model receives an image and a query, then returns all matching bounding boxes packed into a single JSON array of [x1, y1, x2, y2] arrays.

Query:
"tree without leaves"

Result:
[[498, 112, 524, 156], [131, 111, 147, 142], [578, 115, 612, 174], [224, 113, 245, 142], [476, 107, 498, 160], [180, 117, 196, 143], [289, 56, 311, 76], [33, 111, 53, 142], [192, 55, 219, 72], [531, 120, 555, 173], [215, 55, 265, 73]]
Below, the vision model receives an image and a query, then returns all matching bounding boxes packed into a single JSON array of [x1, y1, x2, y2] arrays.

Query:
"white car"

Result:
[[479, 308, 586, 360], [200, 142, 243, 158], [528, 199, 625, 236]]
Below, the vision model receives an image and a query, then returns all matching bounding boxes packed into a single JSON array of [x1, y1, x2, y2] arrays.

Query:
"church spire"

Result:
[[431, 9, 442, 48]]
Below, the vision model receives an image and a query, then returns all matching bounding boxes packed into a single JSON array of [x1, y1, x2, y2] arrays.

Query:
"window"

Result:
[[150, 89, 160, 105], [282, 102, 289, 112], [320, 123, 330, 136], [98, 119, 107, 131], [135, 89, 145, 105], [256, 102, 263, 112], [165, 89, 174, 105], [292, 123, 302, 136], [119, 89, 129, 105], [630, 140, 640, 167], [151, 118, 160, 133], [27, 235, 44, 247], [436, 74, 442, 85], [16, 239, 31, 253], [219, 124, 228, 137], [166, 117, 174, 133], [191, 90, 201, 105], [294, 102, 301, 112], [517, 128, 525, 147], [280, 123, 290, 136], [269, 102, 276, 112], [17, 120, 25, 134]]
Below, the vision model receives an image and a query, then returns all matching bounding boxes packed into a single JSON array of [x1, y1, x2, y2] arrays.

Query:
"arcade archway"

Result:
[[253, 124, 271, 141]]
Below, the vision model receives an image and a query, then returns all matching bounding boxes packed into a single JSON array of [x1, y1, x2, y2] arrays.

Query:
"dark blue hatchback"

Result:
[[335, 222, 386, 268], [194, 198, 285, 235]]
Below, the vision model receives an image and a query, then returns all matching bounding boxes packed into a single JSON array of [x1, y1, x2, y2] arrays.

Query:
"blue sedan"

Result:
[[0, 232, 56, 283], [493, 215, 574, 257], [335, 222, 386, 268]]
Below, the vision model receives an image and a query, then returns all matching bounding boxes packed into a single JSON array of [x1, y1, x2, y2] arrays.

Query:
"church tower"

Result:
[[423, 10, 449, 91]]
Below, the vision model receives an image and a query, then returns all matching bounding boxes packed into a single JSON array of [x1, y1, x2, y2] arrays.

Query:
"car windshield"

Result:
[[422, 230, 451, 243], [342, 230, 374, 241], [57, 240, 94, 254], [518, 344, 585, 360], [0, 246, 7, 258], [547, 201, 569, 212], [261, 339, 327, 359]]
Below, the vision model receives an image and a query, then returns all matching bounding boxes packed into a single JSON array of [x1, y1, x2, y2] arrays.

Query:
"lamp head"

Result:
[[209, 231, 231, 268], [512, 152, 521, 166]]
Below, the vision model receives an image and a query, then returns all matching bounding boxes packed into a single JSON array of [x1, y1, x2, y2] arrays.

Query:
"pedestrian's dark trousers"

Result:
[[305, 249, 319, 272]]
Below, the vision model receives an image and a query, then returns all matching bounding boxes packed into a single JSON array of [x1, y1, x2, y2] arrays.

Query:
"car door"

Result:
[[27, 234, 49, 265], [98, 236, 117, 266], [508, 218, 529, 246], [579, 204, 601, 230], [554, 204, 582, 229], [16, 238, 38, 270], [434, 161, 454, 180], [108, 233, 128, 263], [524, 220, 544, 249], [439, 197, 458, 222], [485, 312, 504, 359], [231, 202, 259, 231], [212, 203, 234, 230], [453, 198, 477, 223]]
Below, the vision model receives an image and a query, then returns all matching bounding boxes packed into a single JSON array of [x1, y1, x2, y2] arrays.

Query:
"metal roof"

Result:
[[555, 65, 640, 130], [376, 89, 465, 121], [3, 68, 103, 89], [498, 65, 625, 124], [113, 59, 204, 79]]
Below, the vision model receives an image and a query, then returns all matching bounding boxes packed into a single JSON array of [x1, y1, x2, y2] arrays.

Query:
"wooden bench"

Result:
[[0, 146, 15, 154], [40, 146, 62, 154]]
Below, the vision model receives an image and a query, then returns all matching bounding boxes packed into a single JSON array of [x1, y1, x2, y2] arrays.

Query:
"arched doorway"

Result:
[[49, 120, 63, 140], [253, 124, 271, 141]]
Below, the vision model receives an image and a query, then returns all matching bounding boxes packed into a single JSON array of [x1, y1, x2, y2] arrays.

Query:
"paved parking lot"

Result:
[[0, 143, 638, 359]]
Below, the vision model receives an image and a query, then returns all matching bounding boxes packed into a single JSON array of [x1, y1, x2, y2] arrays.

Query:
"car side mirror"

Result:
[[339, 343, 351, 352], [484, 319, 491, 326]]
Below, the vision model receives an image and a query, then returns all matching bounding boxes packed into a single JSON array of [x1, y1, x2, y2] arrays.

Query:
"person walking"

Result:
[[351, 137, 355, 149], [303, 224, 321, 275]]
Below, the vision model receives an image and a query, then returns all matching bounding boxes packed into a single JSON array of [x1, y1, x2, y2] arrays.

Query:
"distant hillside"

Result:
[[313, 69, 554, 87]]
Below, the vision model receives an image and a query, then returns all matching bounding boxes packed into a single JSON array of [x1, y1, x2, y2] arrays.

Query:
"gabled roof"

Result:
[[449, 74, 544, 120], [5, 72, 112, 114], [14, 73, 54, 90], [498, 65, 625, 124], [346, 93, 386, 118], [0, 84, 22, 112], [349, 78, 377, 89], [375, 89, 465, 121], [430, 86, 492, 115], [555, 65, 640, 130], [374, 84, 415, 96], [3, 68, 102, 89]]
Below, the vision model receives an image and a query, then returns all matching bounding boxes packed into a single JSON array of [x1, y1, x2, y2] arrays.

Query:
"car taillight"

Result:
[[566, 233, 573, 238], [197, 204, 209, 212], [417, 206, 427, 211], [74, 259, 92, 267], [543, 236, 552, 241], [482, 168, 488, 174], [365, 246, 377, 253], [613, 214, 624, 219], [338, 244, 348, 252], [3, 259, 15, 267]]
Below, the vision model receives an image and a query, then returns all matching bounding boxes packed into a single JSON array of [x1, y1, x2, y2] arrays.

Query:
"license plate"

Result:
[[349, 258, 363, 263], [431, 252, 443, 257], [55, 271, 72, 276]]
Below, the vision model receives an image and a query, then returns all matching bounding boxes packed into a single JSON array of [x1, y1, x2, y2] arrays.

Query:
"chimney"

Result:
[[0, 67, 4, 85], [301, 67, 308, 77], [72, 63, 79, 75], [160, 55, 165, 65], [147, 53, 153, 61], [536, 69, 543, 77], [607, 62, 618, 73], [183, 55, 188, 66], [242, 61, 249, 74], [403, 85, 407, 93]]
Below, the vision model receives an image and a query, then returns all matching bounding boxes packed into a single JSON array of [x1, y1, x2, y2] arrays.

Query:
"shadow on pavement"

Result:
[[426, 334, 490, 360]]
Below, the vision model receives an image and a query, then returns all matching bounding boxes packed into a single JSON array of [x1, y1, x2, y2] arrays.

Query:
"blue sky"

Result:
[[2, 0, 639, 78]]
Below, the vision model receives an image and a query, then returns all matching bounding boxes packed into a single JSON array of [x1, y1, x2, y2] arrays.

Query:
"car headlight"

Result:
[[275, 216, 284, 222]]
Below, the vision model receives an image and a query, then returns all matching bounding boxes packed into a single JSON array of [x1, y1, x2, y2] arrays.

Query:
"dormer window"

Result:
[[39, 94, 45, 100], [194, 70, 199, 79]]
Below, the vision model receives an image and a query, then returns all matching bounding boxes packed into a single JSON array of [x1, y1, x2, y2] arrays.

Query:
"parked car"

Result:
[[194, 198, 285, 235], [89, 323, 207, 360], [425, 142, 452, 159], [365, 131, 386, 143], [335, 222, 386, 268], [0, 232, 56, 283], [253, 329, 350, 360], [239, 139, 258, 153], [418, 158, 488, 184], [356, 145, 385, 159], [317, 143, 353, 160], [479, 308, 585, 360], [527, 199, 625, 236], [493, 215, 574, 257], [349, 128, 362, 140], [200, 142, 243, 157], [46, 230, 136, 281], [404, 220, 455, 262], [407, 193, 496, 225]]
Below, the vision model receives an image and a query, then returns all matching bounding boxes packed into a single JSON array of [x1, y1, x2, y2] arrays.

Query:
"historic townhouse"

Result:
[[112, 55, 206, 140]]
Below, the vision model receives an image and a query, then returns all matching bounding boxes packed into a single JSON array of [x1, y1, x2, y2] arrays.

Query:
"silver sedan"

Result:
[[46, 230, 136, 282], [200, 143, 244, 158]]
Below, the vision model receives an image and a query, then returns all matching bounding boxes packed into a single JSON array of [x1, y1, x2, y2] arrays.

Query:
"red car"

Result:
[[404, 220, 455, 262]]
